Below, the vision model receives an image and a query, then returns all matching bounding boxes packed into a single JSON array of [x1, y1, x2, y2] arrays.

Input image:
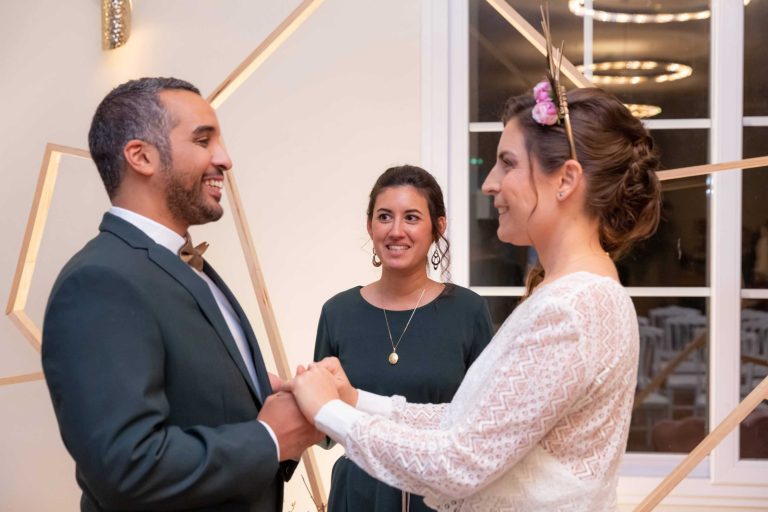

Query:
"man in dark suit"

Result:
[[42, 77, 321, 511]]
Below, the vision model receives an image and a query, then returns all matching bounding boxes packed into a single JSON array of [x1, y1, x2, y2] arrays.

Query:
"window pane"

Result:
[[469, 0, 583, 123], [619, 129, 709, 287], [629, 297, 709, 453], [592, 5, 709, 119], [741, 132, 768, 460], [484, 296, 520, 332], [742, 129, 768, 288], [469, 0, 711, 122], [470, 129, 709, 287], [744, 0, 768, 116], [740, 301, 768, 460]]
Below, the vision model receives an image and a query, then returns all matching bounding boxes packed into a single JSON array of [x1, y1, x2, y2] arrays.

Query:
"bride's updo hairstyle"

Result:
[[502, 87, 662, 294]]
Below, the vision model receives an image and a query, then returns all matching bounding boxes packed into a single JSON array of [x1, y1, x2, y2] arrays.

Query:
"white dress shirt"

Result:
[[108, 207, 280, 459]]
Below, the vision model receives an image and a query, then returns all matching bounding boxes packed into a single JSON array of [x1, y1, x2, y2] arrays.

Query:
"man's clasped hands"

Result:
[[263, 357, 357, 452]]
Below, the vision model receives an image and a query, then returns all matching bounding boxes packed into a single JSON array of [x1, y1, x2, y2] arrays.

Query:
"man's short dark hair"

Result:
[[88, 77, 200, 198]]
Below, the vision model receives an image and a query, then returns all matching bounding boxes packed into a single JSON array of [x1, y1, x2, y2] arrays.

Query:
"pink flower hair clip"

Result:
[[532, 4, 578, 161], [532, 80, 559, 126]]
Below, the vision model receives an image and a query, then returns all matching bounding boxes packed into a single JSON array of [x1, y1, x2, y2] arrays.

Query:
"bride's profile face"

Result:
[[481, 118, 543, 246]]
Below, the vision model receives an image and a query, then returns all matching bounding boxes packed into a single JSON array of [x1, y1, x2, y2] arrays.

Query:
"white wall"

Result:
[[0, 1, 421, 510]]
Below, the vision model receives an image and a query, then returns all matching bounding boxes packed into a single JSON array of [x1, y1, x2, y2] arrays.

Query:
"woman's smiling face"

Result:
[[367, 185, 436, 272]]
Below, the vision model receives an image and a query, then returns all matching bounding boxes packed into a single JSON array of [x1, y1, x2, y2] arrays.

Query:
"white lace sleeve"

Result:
[[342, 299, 594, 502], [390, 396, 449, 429]]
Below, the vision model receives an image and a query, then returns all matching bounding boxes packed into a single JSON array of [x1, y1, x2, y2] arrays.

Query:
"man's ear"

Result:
[[556, 159, 584, 201], [123, 139, 159, 177]]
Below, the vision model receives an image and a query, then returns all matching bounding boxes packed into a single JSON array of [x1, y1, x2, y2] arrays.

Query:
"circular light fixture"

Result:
[[577, 61, 693, 85], [568, 0, 750, 23], [624, 104, 662, 119]]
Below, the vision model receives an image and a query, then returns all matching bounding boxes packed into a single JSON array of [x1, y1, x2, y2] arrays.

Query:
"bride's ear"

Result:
[[555, 160, 584, 201]]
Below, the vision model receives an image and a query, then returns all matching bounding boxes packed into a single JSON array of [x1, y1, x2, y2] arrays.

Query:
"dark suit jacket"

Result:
[[42, 213, 293, 511]]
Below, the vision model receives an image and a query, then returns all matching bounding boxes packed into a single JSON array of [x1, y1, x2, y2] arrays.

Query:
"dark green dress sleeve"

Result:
[[314, 304, 336, 361], [468, 296, 494, 365]]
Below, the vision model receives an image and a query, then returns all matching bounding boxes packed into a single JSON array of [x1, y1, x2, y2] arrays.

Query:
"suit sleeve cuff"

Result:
[[314, 399, 365, 445], [356, 389, 393, 417], [258, 420, 280, 461]]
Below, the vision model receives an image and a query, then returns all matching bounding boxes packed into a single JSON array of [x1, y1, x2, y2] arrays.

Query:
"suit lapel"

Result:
[[204, 263, 272, 403], [99, 213, 264, 404]]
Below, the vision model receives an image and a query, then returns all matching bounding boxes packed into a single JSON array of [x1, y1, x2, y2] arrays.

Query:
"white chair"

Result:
[[649, 306, 702, 329], [635, 324, 673, 447]]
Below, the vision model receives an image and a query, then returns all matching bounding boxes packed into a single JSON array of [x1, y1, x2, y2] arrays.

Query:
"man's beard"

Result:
[[162, 165, 223, 227]]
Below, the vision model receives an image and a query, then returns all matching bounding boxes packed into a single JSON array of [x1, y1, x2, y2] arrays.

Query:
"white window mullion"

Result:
[[421, 0, 451, 283], [743, 116, 768, 126], [582, 0, 593, 81], [420, 0, 449, 183], [447, 0, 471, 287], [709, 0, 762, 485]]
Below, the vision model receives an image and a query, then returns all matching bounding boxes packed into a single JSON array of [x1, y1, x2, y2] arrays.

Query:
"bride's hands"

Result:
[[282, 364, 340, 423], [314, 357, 358, 406], [281, 357, 358, 423]]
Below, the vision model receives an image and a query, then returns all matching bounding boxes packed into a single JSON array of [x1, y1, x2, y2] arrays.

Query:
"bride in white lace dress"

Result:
[[286, 85, 661, 511]]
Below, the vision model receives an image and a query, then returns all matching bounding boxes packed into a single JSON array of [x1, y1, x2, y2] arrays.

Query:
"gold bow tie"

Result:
[[178, 233, 208, 272]]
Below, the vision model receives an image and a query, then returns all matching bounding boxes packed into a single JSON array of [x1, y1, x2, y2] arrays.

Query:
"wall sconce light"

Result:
[[102, 0, 132, 50]]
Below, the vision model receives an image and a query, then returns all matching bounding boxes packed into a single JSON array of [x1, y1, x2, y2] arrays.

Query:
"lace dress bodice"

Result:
[[339, 272, 639, 511]]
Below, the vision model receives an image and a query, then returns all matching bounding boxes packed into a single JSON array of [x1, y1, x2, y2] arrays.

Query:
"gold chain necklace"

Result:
[[382, 288, 426, 365]]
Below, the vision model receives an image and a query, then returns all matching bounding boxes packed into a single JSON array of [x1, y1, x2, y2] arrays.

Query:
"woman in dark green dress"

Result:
[[314, 165, 494, 512]]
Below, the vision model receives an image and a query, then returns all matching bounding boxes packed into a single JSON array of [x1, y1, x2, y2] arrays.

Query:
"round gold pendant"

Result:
[[388, 352, 399, 365]]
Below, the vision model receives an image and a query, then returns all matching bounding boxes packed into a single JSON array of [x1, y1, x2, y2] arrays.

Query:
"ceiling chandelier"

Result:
[[568, 0, 751, 23], [624, 103, 662, 119], [578, 60, 693, 85]]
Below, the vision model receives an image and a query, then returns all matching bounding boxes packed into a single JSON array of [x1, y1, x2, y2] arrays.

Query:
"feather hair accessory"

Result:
[[535, 4, 578, 161]]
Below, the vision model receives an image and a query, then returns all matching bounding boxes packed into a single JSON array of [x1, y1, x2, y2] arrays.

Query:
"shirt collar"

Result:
[[109, 206, 186, 254]]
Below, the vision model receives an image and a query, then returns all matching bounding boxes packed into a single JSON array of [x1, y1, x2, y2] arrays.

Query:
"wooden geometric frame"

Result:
[[3, 144, 90, 387], [5, 143, 91, 352]]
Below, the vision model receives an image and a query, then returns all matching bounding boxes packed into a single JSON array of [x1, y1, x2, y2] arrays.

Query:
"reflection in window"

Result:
[[620, 130, 709, 287], [744, 0, 768, 116], [740, 301, 768, 460], [469, 0, 582, 123], [742, 130, 768, 289], [470, 0, 710, 122], [740, 133, 768, 460], [629, 297, 708, 453], [591, 7, 709, 119]]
